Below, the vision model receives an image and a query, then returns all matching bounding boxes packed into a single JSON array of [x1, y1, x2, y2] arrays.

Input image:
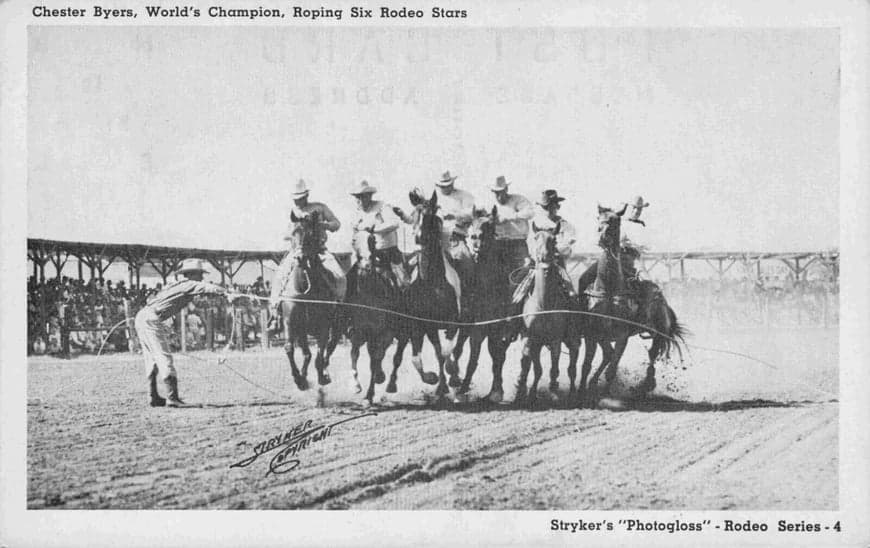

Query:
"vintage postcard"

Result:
[[2, 0, 868, 546]]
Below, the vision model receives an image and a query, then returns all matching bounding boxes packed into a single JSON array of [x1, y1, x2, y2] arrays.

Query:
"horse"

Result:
[[344, 228, 415, 405], [280, 210, 338, 390], [576, 204, 687, 406], [388, 190, 462, 401], [514, 224, 581, 407], [449, 206, 519, 403]]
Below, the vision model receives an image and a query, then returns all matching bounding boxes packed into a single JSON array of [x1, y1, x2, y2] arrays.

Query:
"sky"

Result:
[[27, 27, 839, 254]]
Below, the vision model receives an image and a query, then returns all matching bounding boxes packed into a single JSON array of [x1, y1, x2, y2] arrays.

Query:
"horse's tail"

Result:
[[652, 302, 689, 363]]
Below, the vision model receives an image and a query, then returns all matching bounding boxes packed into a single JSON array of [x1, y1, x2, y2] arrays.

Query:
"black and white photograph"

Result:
[[2, 1, 869, 546]]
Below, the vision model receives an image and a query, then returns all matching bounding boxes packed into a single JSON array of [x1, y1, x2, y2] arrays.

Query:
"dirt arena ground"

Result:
[[27, 326, 838, 510]]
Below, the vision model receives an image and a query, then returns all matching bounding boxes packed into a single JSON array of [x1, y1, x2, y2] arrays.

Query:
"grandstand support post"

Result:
[[234, 306, 245, 352], [123, 299, 138, 353], [58, 303, 70, 359], [205, 307, 215, 351], [260, 308, 268, 350], [77, 259, 83, 281], [180, 307, 187, 353], [679, 259, 685, 281]]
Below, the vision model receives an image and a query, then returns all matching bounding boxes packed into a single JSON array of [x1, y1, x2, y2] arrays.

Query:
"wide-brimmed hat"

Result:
[[177, 258, 208, 275], [291, 179, 310, 198], [631, 195, 650, 208], [490, 175, 510, 192], [349, 180, 378, 196], [537, 189, 565, 207], [436, 171, 458, 187]]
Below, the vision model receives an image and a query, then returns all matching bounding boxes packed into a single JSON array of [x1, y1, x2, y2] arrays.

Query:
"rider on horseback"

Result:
[[512, 189, 578, 304], [393, 171, 471, 314], [346, 179, 409, 295], [267, 179, 345, 333]]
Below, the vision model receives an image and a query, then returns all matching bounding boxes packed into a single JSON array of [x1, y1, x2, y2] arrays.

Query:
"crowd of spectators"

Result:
[[27, 275, 272, 357]]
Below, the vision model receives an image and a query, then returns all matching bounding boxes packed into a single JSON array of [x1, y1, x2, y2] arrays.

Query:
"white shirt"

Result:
[[530, 213, 578, 260], [436, 187, 477, 236], [484, 193, 535, 240], [350, 200, 402, 251]]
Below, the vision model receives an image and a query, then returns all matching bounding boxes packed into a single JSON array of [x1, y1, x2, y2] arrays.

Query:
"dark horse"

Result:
[[389, 190, 462, 400], [515, 224, 581, 407], [280, 210, 338, 390], [450, 206, 519, 403], [576, 204, 687, 405], [345, 227, 422, 405]]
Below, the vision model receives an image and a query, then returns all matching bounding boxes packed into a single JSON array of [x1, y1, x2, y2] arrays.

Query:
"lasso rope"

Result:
[[40, 290, 837, 402], [231, 290, 837, 399]]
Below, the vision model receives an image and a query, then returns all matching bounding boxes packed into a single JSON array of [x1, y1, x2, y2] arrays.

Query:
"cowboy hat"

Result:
[[436, 171, 458, 187], [177, 258, 208, 275], [537, 189, 565, 207], [349, 180, 378, 195], [291, 179, 310, 198], [490, 175, 510, 192], [631, 195, 650, 208]]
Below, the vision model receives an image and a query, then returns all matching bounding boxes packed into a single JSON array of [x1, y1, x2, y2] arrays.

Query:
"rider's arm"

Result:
[[318, 204, 341, 232], [513, 195, 535, 221], [373, 204, 401, 234]]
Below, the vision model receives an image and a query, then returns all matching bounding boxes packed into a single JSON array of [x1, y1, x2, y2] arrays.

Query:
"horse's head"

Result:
[[468, 205, 498, 260], [289, 209, 323, 262], [596, 203, 626, 251], [412, 190, 442, 251], [532, 220, 561, 265]]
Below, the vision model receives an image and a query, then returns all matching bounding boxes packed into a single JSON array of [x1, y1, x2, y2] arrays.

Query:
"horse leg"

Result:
[[426, 329, 450, 398], [548, 341, 561, 393], [603, 337, 629, 396], [315, 328, 331, 386], [409, 330, 439, 385], [514, 340, 533, 405], [636, 337, 663, 395], [458, 328, 482, 395], [364, 341, 384, 407], [528, 341, 544, 408], [299, 333, 312, 384], [577, 336, 597, 408], [589, 340, 613, 398], [387, 333, 408, 393], [566, 338, 580, 404], [444, 326, 464, 388], [349, 332, 363, 394], [485, 335, 507, 403], [283, 315, 309, 390]]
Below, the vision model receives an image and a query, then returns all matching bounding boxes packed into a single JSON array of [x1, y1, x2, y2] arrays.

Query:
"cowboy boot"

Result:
[[164, 375, 191, 407], [149, 370, 166, 407]]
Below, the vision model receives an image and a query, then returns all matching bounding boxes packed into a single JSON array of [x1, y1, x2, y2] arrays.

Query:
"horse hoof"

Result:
[[485, 391, 503, 404], [294, 376, 309, 391], [318, 372, 332, 386], [386, 382, 397, 394], [435, 383, 450, 397], [448, 375, 462, 388], [362, 398, 373, 408], [373, 370, 386, 384], [457, 383, 471, 395], [350, 381, 362, 394], [421, 372, 439, 385]]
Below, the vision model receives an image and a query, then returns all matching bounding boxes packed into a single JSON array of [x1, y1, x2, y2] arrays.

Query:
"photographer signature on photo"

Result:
[[230, 413, 377, 476]]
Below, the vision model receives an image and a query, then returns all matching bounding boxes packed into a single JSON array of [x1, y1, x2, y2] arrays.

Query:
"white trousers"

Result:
[[134, 308, 177, 380]]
